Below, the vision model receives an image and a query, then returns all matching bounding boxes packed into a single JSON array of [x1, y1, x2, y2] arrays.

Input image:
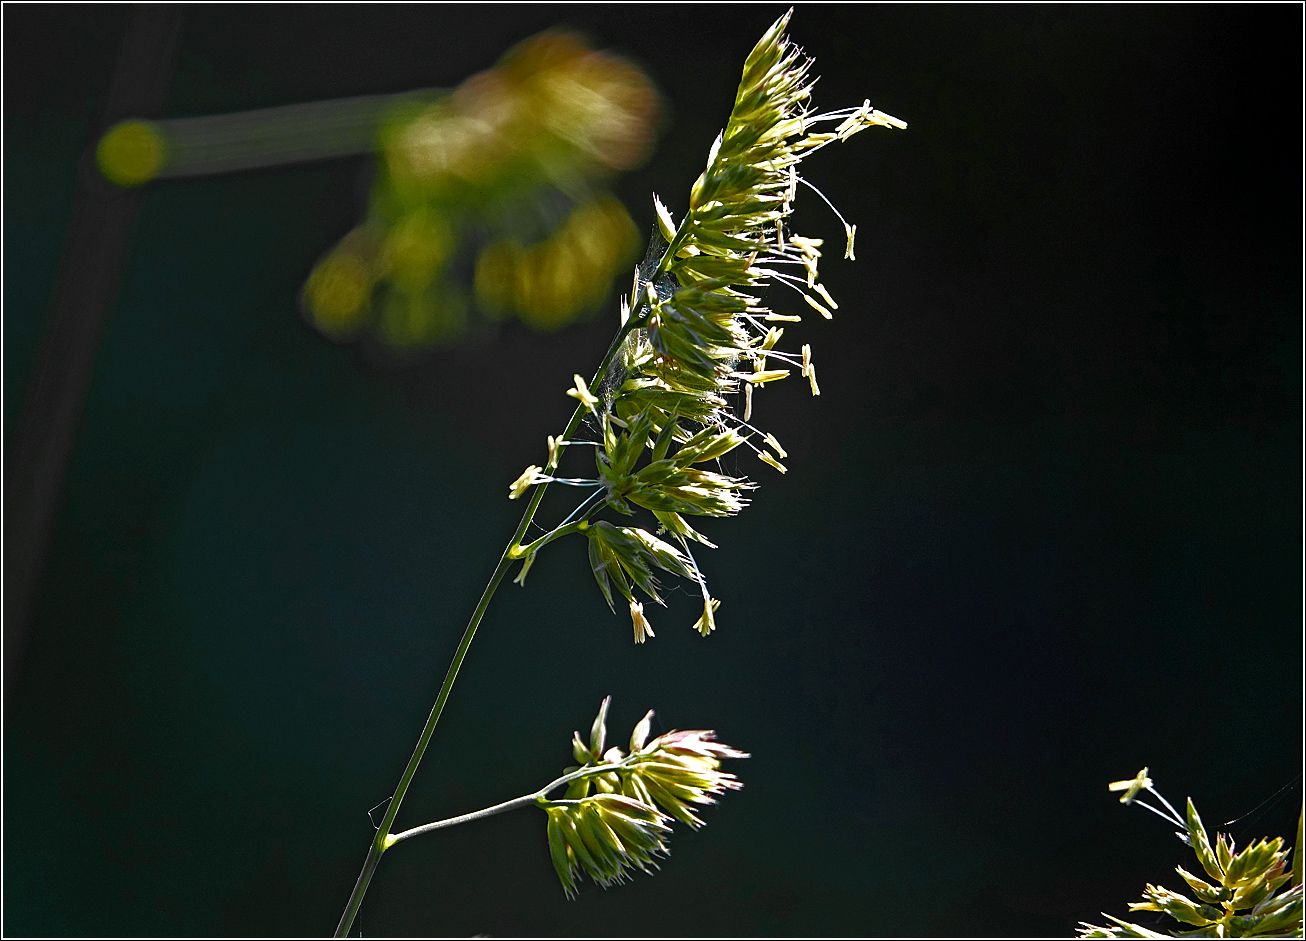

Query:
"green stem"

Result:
[[386, 760, 628, 846], [509, 510, 600, 560], [334, 315, 644, 938]]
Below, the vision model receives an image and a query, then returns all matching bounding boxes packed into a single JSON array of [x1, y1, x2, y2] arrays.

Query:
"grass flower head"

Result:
[[507, 9, 906, 641], [543, 699, 748, 895], [1080, 771, 1303, 938], [544, 795, 672, 899]]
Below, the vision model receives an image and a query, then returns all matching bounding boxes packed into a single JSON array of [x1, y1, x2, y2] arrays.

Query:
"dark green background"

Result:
[[5, 4, 1301, 936]]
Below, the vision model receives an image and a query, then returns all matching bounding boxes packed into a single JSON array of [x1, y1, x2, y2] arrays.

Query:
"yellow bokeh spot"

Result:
[[476, 196, 637, 332], [304, 252, 373, 337], [474, 241, 516, 314], [96, 120, 167, 187], [380, 210, 451, 292]]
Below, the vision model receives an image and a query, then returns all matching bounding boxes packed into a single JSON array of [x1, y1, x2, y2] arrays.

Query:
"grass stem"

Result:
[[333, 316, 641, 937]]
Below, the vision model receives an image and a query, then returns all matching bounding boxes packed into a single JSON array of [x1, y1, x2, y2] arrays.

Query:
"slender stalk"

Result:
[[335, 843, 383, 940], [334, 314, 644, 938], [509, 514, 598, 561], [386, 760, 627, 846]]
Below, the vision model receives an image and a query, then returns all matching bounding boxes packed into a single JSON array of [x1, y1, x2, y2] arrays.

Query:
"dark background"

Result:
[[5, 4, 1301, 937]]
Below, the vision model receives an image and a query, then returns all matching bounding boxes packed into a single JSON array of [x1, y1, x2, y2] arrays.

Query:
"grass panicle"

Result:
[[507, 9, 905, 642], [1080, 771, 1303, 938]]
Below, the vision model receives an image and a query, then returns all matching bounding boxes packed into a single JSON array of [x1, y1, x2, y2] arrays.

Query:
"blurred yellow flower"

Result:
[[302, 28, 657, 350]]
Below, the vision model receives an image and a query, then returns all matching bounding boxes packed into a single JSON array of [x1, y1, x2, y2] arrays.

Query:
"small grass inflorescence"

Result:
[[1080, 769, 1304, 938]]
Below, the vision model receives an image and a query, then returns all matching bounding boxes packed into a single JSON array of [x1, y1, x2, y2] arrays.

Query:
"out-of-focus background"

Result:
[[4, 5, 1300, 937]]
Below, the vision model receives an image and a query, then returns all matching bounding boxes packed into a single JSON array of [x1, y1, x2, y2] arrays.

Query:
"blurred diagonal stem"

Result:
[[334, 311, 645, 938], [105, 88, 445, 182]]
